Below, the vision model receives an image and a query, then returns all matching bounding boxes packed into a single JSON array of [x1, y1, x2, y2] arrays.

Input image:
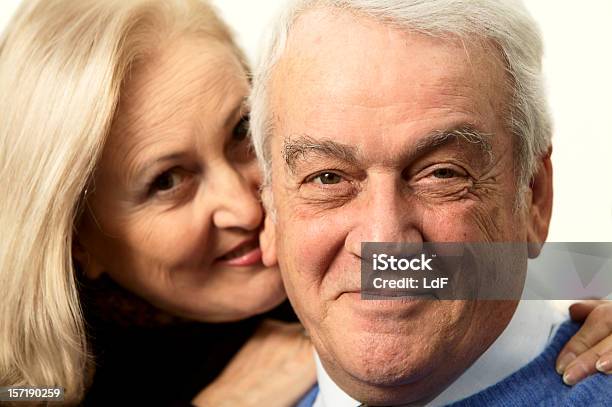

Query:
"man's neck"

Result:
[[313, 300, 567, 407]]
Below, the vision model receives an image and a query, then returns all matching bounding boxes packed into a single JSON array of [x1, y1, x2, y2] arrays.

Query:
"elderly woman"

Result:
[[0, 0, 313, 405], [0, 0, 609, 405]]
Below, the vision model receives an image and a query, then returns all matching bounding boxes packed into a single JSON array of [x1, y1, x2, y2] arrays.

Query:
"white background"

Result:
[[1, 0, 610, 242]]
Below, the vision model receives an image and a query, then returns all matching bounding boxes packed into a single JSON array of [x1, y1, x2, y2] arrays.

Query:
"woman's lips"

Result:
[[216, 240, 263, 267]]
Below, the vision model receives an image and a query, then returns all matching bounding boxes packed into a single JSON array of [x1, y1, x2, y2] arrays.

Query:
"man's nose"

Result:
[[345, 174, 422, 258], [209, 164, 263, 232]]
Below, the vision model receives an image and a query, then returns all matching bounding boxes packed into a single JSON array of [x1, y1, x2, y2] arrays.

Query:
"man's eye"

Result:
[[151, 170, 184, 193], [313, 172, 343, 185], [432, 168, 457, 179], [232, 115, 250, 142]]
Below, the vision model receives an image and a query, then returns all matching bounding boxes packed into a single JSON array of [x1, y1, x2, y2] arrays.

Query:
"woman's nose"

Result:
[[210, 162, 263, 231]]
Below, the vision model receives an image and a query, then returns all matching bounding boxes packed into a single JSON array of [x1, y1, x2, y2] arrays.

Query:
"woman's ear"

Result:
[[72, 236, 105, 279], [260, 188, 278, 267], [527, 148, 554, 258]]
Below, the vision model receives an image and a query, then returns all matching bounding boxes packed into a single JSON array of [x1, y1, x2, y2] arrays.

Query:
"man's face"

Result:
[[263, 8, 551, 404]]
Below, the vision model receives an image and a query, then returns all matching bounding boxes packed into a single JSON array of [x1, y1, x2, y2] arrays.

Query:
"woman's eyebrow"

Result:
[[131, 152, 187, 182], [223, 98, 249, 129]]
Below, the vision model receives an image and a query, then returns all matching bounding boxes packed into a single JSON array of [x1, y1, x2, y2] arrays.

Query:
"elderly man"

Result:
[[250, 0, 612, 405]]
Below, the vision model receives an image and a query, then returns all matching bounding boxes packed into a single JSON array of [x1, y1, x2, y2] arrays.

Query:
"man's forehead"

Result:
[[276, 6, 506, 82], [268, 6, 510, 155]]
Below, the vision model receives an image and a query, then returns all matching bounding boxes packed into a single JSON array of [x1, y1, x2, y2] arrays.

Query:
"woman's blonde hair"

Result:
[[0, 0, 245, 403]]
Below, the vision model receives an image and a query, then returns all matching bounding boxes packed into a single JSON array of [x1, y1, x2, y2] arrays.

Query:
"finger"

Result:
[[569, 300, 610, 322], [596, 351, 612, 374], [563, 335, 612, 385], [557, 303, 612, 374]]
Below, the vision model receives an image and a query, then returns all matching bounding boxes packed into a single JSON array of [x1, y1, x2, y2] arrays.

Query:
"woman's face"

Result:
[[76, 37, 285, 322]]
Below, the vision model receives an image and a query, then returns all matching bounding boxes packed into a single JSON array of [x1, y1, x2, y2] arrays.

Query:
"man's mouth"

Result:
[[343, 286, 437, 298], [361, 291, 437, 299]]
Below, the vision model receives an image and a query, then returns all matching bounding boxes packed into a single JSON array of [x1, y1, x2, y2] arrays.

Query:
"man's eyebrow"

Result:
[[281, 126, 493, 172], [415, 126, 494, 161], [282, 135, 359, 172]]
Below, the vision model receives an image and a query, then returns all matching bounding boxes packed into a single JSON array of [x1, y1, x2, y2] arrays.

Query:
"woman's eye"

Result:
[[313, 172, 343, 185], [432, 168, 457, 179], [232, 115, 249, 142], [151, 170, 183, 193]]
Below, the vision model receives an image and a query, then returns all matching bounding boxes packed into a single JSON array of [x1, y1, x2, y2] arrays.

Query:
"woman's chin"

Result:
[[166, 278, 287, 323], [223, 280, 288, 321]]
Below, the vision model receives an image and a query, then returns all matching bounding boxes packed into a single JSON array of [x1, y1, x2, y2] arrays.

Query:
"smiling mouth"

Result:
[[345, 290, 437, 300], [216, 238, 262, 267], [361, 292, 437, 300]]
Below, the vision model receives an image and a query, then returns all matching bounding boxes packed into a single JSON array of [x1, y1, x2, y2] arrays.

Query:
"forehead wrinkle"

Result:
[[110, 89, 190, 186], [121, 53, 232, 139], [193, 69, 247, 138]]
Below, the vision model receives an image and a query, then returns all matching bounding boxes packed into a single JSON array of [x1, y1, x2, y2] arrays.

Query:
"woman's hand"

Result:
[[192, 319, 316, 407], [556, 300, 612, 385]]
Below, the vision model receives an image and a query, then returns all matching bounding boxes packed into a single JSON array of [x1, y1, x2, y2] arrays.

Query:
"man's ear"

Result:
[[527, 147, 554, 258], [260, 188, 278, 267], [72, 235, 105, 279]]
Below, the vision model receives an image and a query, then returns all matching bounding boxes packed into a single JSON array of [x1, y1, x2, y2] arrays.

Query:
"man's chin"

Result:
[[327, 345, 473, 406], [338, 340, 435, 382], [314, 300, 476, 403], [323, 345, 446, 405], [318, 327, 446, 387]]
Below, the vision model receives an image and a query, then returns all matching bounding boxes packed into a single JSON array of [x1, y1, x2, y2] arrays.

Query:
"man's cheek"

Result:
[[282, 221, 336, 275], [283, 200, 346, 242], [466, 202, 525, 242], [421, 198, 514, 242]]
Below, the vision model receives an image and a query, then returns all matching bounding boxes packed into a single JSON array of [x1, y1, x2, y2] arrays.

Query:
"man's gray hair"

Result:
[[250, 0, 552, 188]]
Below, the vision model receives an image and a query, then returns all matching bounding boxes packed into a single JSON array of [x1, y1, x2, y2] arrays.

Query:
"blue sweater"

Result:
[[298, 321, 612, 406]]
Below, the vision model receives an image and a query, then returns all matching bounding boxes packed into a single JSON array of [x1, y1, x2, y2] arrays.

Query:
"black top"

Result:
[[79, 275, 297, 406]]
